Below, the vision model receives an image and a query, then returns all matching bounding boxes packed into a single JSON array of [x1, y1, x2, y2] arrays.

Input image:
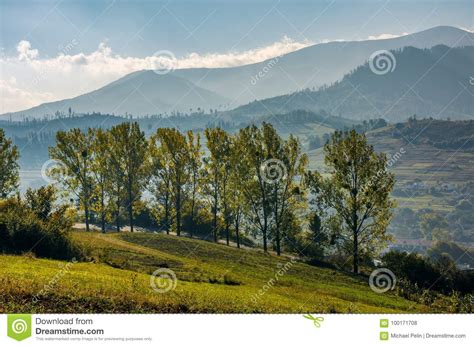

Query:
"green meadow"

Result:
[[0, 231, 430, 313]]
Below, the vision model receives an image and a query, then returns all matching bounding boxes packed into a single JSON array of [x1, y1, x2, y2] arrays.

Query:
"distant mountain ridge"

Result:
[[228, 45, 474, 122], [173, 26, 474, 104], [3, 72, 230, 120], [3, 26, 474, 119]]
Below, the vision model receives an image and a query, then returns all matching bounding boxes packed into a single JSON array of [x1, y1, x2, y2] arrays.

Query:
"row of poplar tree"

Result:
[[47, 122, 395, 272], [49, 122, 307, 254]]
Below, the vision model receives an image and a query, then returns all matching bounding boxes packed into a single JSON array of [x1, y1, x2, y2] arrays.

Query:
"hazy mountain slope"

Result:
[[229, 45, 474, 121], [4, 71, 230, 119], [172, 26, 474, 104], [3, 26, 473, 119], [3, 108, 356, 192]]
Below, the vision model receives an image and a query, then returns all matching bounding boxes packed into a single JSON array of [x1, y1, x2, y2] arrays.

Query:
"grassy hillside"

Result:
[[0, 231, 430, 313]]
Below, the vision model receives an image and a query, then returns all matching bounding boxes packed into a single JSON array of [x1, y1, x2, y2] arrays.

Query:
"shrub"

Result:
[[382, 250, 473, 294], [134, 206, 157, 229], [395, 278, 472, 313], [182, 213, 213, 239], [0, 187, 84, 260], [382, 251, 439, 288]]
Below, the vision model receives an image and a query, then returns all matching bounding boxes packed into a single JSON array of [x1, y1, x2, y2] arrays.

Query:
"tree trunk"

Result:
[[128, 178, 133, 233], [352, 194, 359, 273], [128, 202, 133, 232], [85, 203, 90, 232], [352, 170, 359, 274], [261, 181, 268, 253], [235, 215, 240, 249], [353, 230, 359, 274], [116, 196, 120, 232], [176, 185, 181, 236], [274, 187, 280, 256], [164, 194, 170, 235], [275, 228, 281, 256], [190, 188, 196, 238], [225, 222, 229, 246], [83, 160, 90, 232], [212, 193, 218, 243], [116, 211, 120, 232], [263, 217, 268, 252], [101, 186, 105, 233]]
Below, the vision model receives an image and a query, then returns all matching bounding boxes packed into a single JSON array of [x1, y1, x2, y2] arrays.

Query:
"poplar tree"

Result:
[[236, 123, 278, 252], [149, 133, 173, 234], [186, 130, 202, 237], [108, 122, 148, 233], [203, 128, 232, 243], [49, 128, 93, 231], [0, 129, 19, 198], [307, 130, 395, 273], [269, 134, 307, 255], [90, 128, 110, 233], [153, 128, 189, 236]]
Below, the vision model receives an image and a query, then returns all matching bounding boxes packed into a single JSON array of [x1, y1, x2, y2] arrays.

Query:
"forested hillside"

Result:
[[230, 45, 474, 121]]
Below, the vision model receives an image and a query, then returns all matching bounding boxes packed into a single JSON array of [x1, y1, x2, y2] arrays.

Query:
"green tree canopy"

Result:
[[307, 129, 395, 273], [0, 129, 20, 198], [49, 128, 94, 231], [109, 122, 148, 233]]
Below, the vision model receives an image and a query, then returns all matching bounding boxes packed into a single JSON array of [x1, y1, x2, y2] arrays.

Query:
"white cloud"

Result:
[[176, 36, 313, 68], [316, 32, 409, 44], [460, 26, 474, 33], [0, 37, 313, 113], [318, 38, 346, 44], [367, 32, 409, 40], [16, 40, 39, 61]]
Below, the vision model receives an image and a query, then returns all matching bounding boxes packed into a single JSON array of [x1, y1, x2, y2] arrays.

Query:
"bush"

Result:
[[395, 278, 472, 313], [286, 212, 331, 264], [382, 251, 439, 288], [382, 250, 473, 294], [182, 212, 213, 239], [134, 206, 157, 229], [0, 187, 84, 260]]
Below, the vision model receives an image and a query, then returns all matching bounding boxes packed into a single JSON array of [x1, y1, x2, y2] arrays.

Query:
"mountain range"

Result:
[[2, 26, 474, 120], [228, 45, 474, 121]]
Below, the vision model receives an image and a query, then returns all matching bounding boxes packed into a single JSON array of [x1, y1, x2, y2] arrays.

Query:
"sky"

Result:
[[1, 0, 473, 113]]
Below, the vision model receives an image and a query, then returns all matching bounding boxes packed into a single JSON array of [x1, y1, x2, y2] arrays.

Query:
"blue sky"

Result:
[[1, 0, 472, 57], [0, 0, 472, 113]]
